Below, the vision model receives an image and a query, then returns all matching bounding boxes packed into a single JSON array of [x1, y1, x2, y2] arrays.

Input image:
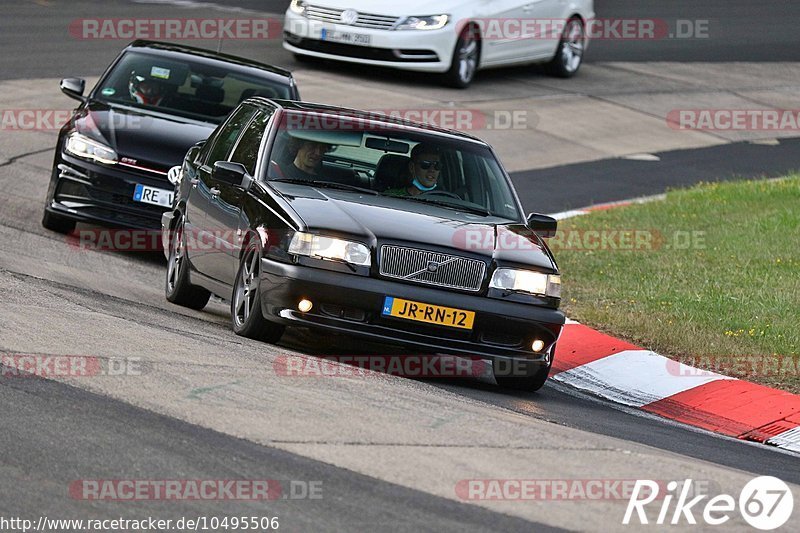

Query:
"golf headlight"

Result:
[[288, 232, 370, 267], [490, 269, 561, 298], [289, 0, 307, 15], [65, 133, 118, 165], [395, 15, 449, 30]]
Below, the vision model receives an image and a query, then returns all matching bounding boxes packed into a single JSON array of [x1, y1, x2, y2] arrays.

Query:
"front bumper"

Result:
[[283, 11, 455, 73], [260, 258, 564, 373], [46, 152, 172, 230]]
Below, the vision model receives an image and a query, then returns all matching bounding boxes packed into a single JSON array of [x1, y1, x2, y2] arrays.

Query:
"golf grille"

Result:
[[379, 245, 485, 292]]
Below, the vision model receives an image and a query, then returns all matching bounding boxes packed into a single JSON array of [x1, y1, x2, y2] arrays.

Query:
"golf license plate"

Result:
[[133, 184, 174, 207], [382, 296, 475, 330], [321, 28, 371, 46]]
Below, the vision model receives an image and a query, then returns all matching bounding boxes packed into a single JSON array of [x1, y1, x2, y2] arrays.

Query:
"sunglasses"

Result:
[[416, 160, 442, 171]]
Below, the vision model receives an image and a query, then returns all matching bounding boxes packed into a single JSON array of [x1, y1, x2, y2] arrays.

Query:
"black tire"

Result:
[[41, 210, 76, 235], [545, 17, 585, 78], [443, 25, 480, 88], [494, 350, 554, 392], [165, 215, 211, 310], [293, 53, 316, 64], [231, 239, 285, 343]]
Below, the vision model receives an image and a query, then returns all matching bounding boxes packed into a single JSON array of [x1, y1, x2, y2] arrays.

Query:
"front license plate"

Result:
[[133, 184, 174, 207], [321, 28, 371, 46], [382, 296, 475, 330]]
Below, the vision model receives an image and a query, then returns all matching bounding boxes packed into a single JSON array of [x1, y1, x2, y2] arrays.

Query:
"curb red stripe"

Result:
[[642, 380, 800, 437], [553, 324, 640, 374]]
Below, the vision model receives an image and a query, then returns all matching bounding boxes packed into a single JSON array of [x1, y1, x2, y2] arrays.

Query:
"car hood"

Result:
[[301, 0, 468, 17], [72, 101, 215, 172], [273, 184, 556, 271]]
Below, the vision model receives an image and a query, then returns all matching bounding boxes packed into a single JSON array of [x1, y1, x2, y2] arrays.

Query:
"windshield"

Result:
[[265, 112, 522, 220], [94, 50, 292, 123]]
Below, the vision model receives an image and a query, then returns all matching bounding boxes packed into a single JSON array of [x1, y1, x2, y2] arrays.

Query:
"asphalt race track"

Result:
[[1, 1, 799, 531]]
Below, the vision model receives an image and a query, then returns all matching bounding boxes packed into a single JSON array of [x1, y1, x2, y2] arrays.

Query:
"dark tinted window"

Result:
[[230, 107, 275, 175], [205, 106, 256, 166]]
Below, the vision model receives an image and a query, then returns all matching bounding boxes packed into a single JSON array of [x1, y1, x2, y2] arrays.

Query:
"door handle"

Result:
[[190, 178, 200, 188], [210, 187, 221, 197]]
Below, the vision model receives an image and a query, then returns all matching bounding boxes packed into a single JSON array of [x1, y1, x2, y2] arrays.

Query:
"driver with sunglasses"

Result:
[[384, 143, 442, 197]]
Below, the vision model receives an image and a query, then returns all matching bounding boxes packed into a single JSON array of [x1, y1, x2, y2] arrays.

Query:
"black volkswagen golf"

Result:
[[42, 40, 299, 234], [163, 99, 564, 390]]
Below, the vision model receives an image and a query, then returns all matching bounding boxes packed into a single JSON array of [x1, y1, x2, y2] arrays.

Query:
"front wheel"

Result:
[[41, 210, 76, 235], [545, 18, 585, 78], [494, 352, 553, 392], [231, 240, 285, 343], [165, 215, 210, 310], [444, 26, 479, 88]]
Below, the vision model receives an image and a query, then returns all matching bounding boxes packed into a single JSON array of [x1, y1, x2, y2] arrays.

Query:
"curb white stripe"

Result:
[[767, 427, 800, 453], [552, 349, 734, 407]]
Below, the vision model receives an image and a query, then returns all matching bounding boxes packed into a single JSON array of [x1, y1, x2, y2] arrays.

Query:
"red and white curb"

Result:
[[552, 323, 800, 453], [548, 200, 800, 453]]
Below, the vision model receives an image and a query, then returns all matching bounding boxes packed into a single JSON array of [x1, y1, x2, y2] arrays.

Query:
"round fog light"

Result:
[[298, 299, 313, 313], [531, 340, 545, 353]]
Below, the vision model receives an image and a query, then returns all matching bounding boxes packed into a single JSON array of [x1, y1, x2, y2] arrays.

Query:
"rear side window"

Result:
[[230, 107, 275, 175], [204, 105, 256, 166]]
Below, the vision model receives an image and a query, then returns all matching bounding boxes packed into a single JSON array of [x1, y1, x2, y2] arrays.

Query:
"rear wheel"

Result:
[[41, 210, 76, 235], [545, 17, 585, 78], [165, 215, 210, 310], [231, 239, 285, 343], [444, 25, 480, 88]]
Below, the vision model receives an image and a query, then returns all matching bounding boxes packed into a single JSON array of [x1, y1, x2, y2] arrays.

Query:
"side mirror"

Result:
[[527, 213, 558, 238], [213, 161, 252, 189], [60, 78, 86, 102]]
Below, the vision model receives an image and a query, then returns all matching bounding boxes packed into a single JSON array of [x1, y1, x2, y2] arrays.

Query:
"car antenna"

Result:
[[217, 36, 223, 53]]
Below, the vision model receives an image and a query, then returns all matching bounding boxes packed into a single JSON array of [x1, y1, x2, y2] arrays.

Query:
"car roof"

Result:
[[242, 98, 489, 144], [126, 40, 294, 81]]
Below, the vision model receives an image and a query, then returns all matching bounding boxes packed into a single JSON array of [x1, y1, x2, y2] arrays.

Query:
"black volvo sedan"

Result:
[[42, 40, 300, 234], [162, 99, 564, 390]]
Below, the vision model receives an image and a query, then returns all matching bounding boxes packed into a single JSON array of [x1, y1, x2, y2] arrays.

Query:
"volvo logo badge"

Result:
[[341, 9, 358, 25], [426, 261, 439, 273]]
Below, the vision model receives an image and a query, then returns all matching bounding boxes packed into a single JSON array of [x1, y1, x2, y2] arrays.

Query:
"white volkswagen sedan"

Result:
[[284, 0, 594, 87]]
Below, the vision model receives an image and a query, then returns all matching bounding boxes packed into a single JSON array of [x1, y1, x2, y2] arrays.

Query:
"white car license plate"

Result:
[[321, 28, 371, 46], [133, 184, 174, 207]]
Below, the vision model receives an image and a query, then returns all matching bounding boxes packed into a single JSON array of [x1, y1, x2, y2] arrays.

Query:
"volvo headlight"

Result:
[[289, 0, 307, 15], [490, 268, 561, 298], [288, 232, 370, 267], [65, 132, 118, 165], [395, 15, 449, 30]]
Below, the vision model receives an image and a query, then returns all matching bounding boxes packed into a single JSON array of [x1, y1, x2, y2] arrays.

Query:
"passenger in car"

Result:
[[284, 138, 335, 180], [383, 143, 442, 196]]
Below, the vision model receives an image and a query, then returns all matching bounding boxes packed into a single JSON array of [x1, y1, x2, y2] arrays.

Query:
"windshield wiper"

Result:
[[401, 195, 493, 217], [270, 178, 378, 195]]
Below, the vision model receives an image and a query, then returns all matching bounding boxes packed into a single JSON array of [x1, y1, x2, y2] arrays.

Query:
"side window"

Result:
[[204, 105, 256, 167], [230, 107, 275, 175]]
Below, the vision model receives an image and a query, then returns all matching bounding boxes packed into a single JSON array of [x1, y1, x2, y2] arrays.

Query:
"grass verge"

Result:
[[556, 175, 800, 392]]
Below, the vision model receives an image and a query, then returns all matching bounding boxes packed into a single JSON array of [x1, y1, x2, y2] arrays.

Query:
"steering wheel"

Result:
[[420, 190, 461, 200]]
